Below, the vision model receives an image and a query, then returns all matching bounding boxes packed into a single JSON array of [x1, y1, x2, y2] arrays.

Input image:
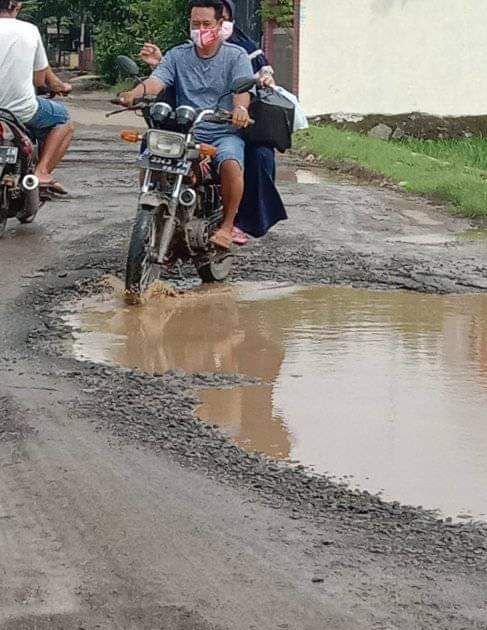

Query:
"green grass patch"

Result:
[[403, 137, 487, 171], [295, 126, 487, 217]]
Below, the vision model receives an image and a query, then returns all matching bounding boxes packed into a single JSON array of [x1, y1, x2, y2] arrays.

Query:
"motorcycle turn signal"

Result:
[[120, 130, 142, 144]]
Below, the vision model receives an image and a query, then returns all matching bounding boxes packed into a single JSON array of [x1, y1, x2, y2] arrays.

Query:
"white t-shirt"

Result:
[[0, 18, 48, 122]]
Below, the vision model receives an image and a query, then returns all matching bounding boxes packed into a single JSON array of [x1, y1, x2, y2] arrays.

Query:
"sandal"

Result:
[[210, 228, 232, 250], [40, 181, 69, 197], [232, 227, 249, 246]]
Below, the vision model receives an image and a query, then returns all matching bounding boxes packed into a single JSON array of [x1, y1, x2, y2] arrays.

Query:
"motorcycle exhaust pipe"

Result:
[[179, 188, 197, 207], [22, 174, 40, 191]]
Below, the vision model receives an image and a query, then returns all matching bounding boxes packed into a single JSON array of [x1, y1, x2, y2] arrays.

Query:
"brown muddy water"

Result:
[[64, 282, 487, 521]]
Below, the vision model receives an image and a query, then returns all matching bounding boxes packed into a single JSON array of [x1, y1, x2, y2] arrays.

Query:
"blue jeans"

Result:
[[26, 97, 70, 145], [195, 129, 245, 173]]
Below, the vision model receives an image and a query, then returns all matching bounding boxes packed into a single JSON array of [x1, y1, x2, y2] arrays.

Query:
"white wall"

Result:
[[299, 0, 487, 116]]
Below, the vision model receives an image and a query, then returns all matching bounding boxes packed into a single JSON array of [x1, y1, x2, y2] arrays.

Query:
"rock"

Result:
[[368, 124, 393, 141], [391, 127, 405, 140]]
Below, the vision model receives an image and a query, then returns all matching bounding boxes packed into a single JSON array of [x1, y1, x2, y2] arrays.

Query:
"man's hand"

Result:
[[139, 42, 163, 68], [259, 74, 275, 88], [50, 80, 73, 96], [119, 91, 136, 107], [232, 105, 250, 129]]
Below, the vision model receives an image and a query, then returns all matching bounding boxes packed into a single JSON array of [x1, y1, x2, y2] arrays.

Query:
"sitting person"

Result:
[[121, 0, 254, 250], [139, 0, 287, 246], [0, 0, 74, 195]]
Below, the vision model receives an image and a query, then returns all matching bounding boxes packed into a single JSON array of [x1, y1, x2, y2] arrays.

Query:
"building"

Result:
[[291, 0, 487, 117]]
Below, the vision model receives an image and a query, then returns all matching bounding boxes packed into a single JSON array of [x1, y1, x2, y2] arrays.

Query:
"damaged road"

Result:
[[1, 101, 487, 629]]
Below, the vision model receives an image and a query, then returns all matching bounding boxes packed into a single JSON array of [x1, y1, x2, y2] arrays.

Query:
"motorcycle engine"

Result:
[[185, 218, 210, 251]]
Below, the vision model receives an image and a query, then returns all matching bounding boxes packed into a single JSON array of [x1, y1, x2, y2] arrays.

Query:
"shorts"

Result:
[[26, 97, 70, 144], [195, 128, 245, 173]]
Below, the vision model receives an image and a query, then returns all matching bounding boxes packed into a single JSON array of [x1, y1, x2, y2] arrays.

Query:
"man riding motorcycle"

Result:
[[120, 0, 254, 251], [0, 0, 74, 196]]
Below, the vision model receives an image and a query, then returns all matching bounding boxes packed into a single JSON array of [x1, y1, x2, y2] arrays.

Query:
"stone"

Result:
[[368, 124, 393, 141], [392, 127, 406, 140]]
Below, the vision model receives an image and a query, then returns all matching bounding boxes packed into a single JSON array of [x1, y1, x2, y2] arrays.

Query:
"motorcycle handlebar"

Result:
[[203, 112, 255, 126], [110, 95, 157, 107]]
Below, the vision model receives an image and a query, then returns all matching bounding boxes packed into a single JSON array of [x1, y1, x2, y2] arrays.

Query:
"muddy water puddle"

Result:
[[64, 282, 487, 520]]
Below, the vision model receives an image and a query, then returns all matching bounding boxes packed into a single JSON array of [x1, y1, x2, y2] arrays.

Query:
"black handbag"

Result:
[[245, 87, 295, 153]]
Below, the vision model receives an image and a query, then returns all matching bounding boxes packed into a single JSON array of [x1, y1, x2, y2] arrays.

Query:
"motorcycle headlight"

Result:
[[147, 130, 186, 159]]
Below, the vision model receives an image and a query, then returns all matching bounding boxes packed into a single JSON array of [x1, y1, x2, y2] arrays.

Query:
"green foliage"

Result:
[[295, 126, 487, 218], [23, 0, 188, 83], [261, 0, 294, 27], [94, 0, 187, 83]]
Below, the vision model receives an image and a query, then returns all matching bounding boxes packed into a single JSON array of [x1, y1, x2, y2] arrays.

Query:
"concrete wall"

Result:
[[298, 0, 487, 117]]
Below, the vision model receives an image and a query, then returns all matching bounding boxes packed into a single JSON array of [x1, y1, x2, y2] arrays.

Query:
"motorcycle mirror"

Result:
[[231, 77, 257, 94], [116, 55, 140, 78]]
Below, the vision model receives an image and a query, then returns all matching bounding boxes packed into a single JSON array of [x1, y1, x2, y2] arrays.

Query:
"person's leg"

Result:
[[26, 98, 73, 186], [219, 158, 244, 234], [36, 122, 74, 183], [208, 133, 245, 248]]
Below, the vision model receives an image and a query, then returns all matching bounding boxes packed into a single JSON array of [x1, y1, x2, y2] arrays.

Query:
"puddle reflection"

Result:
[[65, 283, 487, 520]]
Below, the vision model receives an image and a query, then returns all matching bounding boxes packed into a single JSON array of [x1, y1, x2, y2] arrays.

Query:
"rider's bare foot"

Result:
[[210, 228, 233, 250]]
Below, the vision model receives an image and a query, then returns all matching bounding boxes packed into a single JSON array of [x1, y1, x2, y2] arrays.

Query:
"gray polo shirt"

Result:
[[152, 42, 253, 135]]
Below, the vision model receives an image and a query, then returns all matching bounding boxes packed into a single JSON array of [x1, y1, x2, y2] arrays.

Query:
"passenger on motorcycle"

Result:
[[120, 0, 254, 251], [0, 0, 74, 196]]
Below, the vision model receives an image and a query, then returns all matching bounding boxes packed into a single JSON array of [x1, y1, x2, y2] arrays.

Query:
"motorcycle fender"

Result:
[[139, 192, 164, 209]]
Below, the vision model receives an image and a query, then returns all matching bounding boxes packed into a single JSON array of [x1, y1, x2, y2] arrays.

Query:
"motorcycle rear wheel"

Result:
[[17, 188, 40, 224], [196, 251, 233, 283], [125, 209, 159, 295], [0, 217, 7, 239]]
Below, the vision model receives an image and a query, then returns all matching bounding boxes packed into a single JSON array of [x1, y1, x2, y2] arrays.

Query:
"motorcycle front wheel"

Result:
[[125, 208, 159, 295]]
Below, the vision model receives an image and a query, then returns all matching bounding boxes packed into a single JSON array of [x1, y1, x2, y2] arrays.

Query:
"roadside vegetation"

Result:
[[295, 126, 487, 218], [23, 0, 187, 84]]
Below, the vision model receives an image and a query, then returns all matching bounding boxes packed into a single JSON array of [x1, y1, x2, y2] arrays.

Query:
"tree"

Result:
[[95, 0, 188, 83], [22, 0, 189, 81]]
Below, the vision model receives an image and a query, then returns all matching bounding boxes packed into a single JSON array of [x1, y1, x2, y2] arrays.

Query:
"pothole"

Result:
[[63, 281, 487, 521]]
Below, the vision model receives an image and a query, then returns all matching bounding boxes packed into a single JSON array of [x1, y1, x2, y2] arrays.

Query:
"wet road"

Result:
[[1, 96, 487, 629]]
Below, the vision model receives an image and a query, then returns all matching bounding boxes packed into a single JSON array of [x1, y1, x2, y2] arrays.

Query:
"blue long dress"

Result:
[[227, 23, 288, 237]]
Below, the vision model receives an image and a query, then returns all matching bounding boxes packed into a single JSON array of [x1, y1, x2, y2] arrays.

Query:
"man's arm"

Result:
[[45, 67, 72, 95], [33, 27, 49, 87], [119, 77, 165, 107], [121, 49, 176, 107], [230, 50, 254, 128], [34, 68, 48, 87], [232, 92, 251, 128]]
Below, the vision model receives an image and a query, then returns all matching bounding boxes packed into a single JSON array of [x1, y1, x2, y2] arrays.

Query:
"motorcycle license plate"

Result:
[[149, 156, 189, 175], [0, 146, 18, 164]]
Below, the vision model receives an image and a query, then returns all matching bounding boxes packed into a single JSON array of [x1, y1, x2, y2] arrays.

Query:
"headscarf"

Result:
[[221, 0, 271, 75]]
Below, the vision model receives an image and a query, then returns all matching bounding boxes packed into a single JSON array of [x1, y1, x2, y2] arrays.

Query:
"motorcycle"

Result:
[[108, 56, 256, 294], [0, 88, 65, 238], [0, 108, 41, 238]]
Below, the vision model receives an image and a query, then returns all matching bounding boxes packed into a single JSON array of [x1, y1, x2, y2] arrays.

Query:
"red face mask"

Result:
[[191, 26, 220, 48]]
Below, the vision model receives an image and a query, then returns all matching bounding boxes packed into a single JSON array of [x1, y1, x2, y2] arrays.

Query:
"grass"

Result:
[[403, 137, 487, 171], [294, 126, 487, 218]]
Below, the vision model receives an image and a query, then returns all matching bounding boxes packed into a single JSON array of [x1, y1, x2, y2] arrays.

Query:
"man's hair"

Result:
[[188, 0, 224, 20], [0, 0, 19, 11]]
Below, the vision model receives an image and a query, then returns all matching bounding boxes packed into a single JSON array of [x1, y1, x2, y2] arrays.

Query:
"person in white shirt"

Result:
[[0, 0, 74, 194]]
